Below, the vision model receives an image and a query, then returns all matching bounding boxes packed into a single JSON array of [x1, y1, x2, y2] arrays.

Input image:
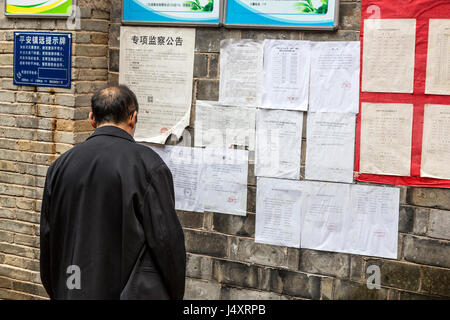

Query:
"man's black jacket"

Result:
[[40, 126, 186, 300]]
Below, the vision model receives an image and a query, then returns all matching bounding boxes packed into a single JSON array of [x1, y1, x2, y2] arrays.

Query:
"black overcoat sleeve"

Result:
[[40, 169, 54, 299], [141, 163, 186, 300]]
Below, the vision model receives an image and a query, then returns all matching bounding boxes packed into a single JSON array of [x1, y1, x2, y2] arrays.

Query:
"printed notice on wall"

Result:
[[305, 112, 356, 183], [119, 26, 195, 144], [202, 148, 249, 216], [301, 182, 399, 259], [194, 100, 256, 151], [346, 184, 399, 259], [301, 182, 351, 253], [255, 178, 400, 258], [261, 40, 310, 111], [151, 145, 204, 213], [421, 104, 450, 179], [255, 109, 303, 180], [359, 103, 413, 177], [219, 40, 263, 107], [310, 41, 360, 113], [255, 177, 303, 248], [362, 19, 416, 93], [425, 19, 450, 95]]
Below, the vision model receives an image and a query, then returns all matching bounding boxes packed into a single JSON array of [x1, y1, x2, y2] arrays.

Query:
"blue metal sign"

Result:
[[13, 32, 72, 89]]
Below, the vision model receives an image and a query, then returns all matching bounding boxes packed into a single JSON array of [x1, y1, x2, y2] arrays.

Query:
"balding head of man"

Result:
[[89, 85, 139, 137]]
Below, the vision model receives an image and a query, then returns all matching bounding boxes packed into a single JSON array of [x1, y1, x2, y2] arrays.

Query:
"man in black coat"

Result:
[[40, 85, 186, 300]]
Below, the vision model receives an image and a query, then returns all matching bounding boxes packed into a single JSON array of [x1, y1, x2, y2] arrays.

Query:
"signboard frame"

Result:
[[13, 31, 73, 89], [4, 0, 74, 18], [122, 0, 223, 26], [223, 0, 340, 30]]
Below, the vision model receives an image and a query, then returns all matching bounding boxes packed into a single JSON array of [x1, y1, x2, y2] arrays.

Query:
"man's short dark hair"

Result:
[[91, 85, 139, 125]]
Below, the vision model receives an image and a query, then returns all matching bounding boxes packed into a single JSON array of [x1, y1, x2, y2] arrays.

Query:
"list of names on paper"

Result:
[[421, 104, 450, 179], [261, 40, 310, 111], [362, 19, 416, 93], [360, 103, 413, 176], [426, 19, 450, 95]]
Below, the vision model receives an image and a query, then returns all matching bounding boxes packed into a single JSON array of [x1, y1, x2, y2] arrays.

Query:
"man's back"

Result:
[[40, 126, 186, 300]]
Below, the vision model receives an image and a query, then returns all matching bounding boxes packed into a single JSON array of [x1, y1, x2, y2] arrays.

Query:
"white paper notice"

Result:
[[305, 112, 356, 183], [261, 40, 310, 111], [362, 19, 416, 93], [119, 26, 195, 144], [255, 109, 303, 179], [310, 41, 360, 113], [425, 19, 450, 95], [359, 103, 413, 176], [421, 104, 450, 179], [219, 39, 263, 107], [301, 182, 351, 253], [202, 148, 249, 216], [255, 177, 303, 248], [151, 145, 204, 213], [300, 182, 399, 259], [346, 184, 399, 259], [194, 100, 256, 151]]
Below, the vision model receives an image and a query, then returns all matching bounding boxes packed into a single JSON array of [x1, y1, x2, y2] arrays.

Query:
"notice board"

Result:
[[355, 0, 450, 187]]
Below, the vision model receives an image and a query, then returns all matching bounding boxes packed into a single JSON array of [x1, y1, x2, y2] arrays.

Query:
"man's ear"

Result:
[[130, 111, 138, 128], [89, 112, 97, 129]]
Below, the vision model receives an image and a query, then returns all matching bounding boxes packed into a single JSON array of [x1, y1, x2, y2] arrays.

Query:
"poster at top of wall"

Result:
[[122, 0, 222, 26], [119, 26, 195, 144], [5, 0, 73, 17], [224, 0, 340, 30]]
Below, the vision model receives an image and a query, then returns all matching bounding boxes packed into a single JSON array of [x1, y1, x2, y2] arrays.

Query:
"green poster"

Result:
[[5, 0, 72, 16]]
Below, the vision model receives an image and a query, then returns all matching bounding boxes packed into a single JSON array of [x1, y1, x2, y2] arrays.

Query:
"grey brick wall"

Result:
[[0, 0, 449, 300]]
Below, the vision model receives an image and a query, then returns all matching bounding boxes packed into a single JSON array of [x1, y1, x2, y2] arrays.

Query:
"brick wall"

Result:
[[0, 0, 449, 300]]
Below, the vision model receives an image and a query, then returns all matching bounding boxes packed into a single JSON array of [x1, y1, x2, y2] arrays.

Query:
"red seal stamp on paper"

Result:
[[160, 127, 168, 134], [342, 81, 352, 89], [288, 96, 298, 103], [228, 196, 237, 204], [327, 223, 337, 232], [374, 231, 386, 239]]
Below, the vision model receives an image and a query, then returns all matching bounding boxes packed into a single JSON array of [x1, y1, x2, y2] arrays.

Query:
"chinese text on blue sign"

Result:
[[13, 32, 72, 89]]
